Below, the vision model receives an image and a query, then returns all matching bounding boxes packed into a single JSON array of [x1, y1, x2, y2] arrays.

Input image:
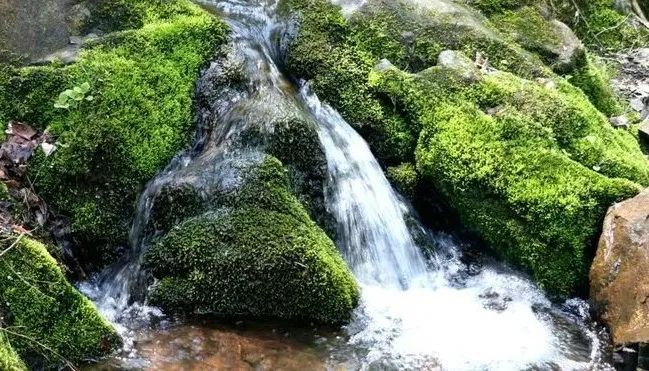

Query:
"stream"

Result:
[[80, 0, 614, 369]]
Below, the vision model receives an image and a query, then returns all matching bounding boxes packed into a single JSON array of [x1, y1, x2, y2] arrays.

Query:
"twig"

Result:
[[631, 0, 649, 25], [0, 327, 78, 371], [594, 15, 631, 37], [0, 233, 24, 259], [569, 0, 605, 49]]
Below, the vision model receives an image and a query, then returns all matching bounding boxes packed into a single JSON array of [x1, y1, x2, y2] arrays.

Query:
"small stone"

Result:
[[375, 58, 395, 72], [437, 50, 480, 81], [69, 36, 83, 45], [609, 115, 630, 129]]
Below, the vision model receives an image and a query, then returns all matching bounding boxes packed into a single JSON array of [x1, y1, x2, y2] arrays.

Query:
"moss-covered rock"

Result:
[[468, 0, 649, 51], [281, 0, 648, 297], [0, 0, 228, 266], [0, 333, 26, 371], [368, 61, 647, 297], [387, 163, 418, 199], [552, 0, 649, 51], [144, 156, 360, 324], [280, 0, 611, 166], [0, 235, 120, 368], [568, 55, 624, 116]]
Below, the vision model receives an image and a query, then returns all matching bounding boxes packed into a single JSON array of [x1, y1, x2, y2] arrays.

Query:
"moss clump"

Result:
[[368, 62, 646, 297], [387, 163, 418, 199], [0, 333, 26, 371], [0, 0, 228, 265], [488, 6, 560, 54], [144, 156, 360, 324], [465, 0, 531, 15], [149, 184, 207, 234], [0, 236, 120, 368], [554, 0, 649, 51], [568, 55, 623, 116]]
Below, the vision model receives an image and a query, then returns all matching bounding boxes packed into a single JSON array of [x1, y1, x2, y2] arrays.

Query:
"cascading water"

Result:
[[82, 0, 613, 369]]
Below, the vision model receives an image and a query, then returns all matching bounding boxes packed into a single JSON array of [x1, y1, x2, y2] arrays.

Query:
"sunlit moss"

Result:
[[0, 0, 228, 265], [370, 63, 645, 296], [0, 332, 26, 371], [0, 236, 120, 369]]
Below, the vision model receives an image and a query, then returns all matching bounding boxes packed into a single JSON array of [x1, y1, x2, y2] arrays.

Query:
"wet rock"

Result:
[[590, 189, 649, 345], [639, 120, 649, 145], [94, 324, 327, 370], [613, 345, 639, 371]]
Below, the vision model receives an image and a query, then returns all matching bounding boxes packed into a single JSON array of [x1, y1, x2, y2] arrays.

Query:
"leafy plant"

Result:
[[53, 82, 93, 110]]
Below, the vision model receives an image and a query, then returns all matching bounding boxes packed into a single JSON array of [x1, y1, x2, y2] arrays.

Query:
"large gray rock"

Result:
[[546, 19, 585, 73], [590, 189, 649, 345], [0, 0, 72, 62]]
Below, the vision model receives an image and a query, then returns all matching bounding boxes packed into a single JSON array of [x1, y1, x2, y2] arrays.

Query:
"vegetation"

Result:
[[0, 332, 26, 371], [0, 236, 120, 368], [145, 156, 360, 323], [373, 63, 646, 297], [559, 0, 649, 51], [0, 0, 228, 266], [470, 0, 649, 51], [281, 0, 649, 296]]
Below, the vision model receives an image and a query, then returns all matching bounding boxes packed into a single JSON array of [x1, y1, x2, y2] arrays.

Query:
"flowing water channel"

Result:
[[82, 0, 614, 369]]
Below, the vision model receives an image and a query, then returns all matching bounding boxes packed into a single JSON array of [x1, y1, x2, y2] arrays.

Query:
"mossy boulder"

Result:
[[0, 0, 228, 266], [0, 333, 26, 371], [144, 156, 360, 324], [368, 59, 647, 297], [280, 0, 612, 166], [0, 236, 120, 369], [281, 0, 648, 297]]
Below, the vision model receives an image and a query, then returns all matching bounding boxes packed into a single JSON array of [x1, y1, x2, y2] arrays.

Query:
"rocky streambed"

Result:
[[1, 0, 649, 370]]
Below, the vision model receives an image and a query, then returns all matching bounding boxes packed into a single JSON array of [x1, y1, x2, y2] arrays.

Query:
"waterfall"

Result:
[[81, 0, 611, 369], [305, 86, 429, 288]]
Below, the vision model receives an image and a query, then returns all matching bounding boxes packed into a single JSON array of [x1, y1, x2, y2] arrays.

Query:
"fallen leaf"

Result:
[[9, 122, 37, 140]]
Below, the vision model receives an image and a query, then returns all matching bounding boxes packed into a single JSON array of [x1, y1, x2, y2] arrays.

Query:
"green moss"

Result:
[[465, 0, 530, 15], [149, 184, 207, 234], [554, 0, 649, 51], [387, 163, 418, 199], [568, 55, 623, 116], [0, 0, 228, 265], [0, 236, 120, 368], [282, 0, 553, 166], [144, 156, 360, 323], [490, 7, 559, 49], [368, 63, 646, 297], [0, 333, 26, 371], [86, 0, 147, 33]]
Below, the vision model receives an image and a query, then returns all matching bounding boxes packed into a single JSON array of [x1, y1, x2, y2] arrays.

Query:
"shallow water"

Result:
[[82, 0, 615, 369]]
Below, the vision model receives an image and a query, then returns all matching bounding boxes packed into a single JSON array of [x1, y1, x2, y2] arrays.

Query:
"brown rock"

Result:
[[590, 189, 649, 345]]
